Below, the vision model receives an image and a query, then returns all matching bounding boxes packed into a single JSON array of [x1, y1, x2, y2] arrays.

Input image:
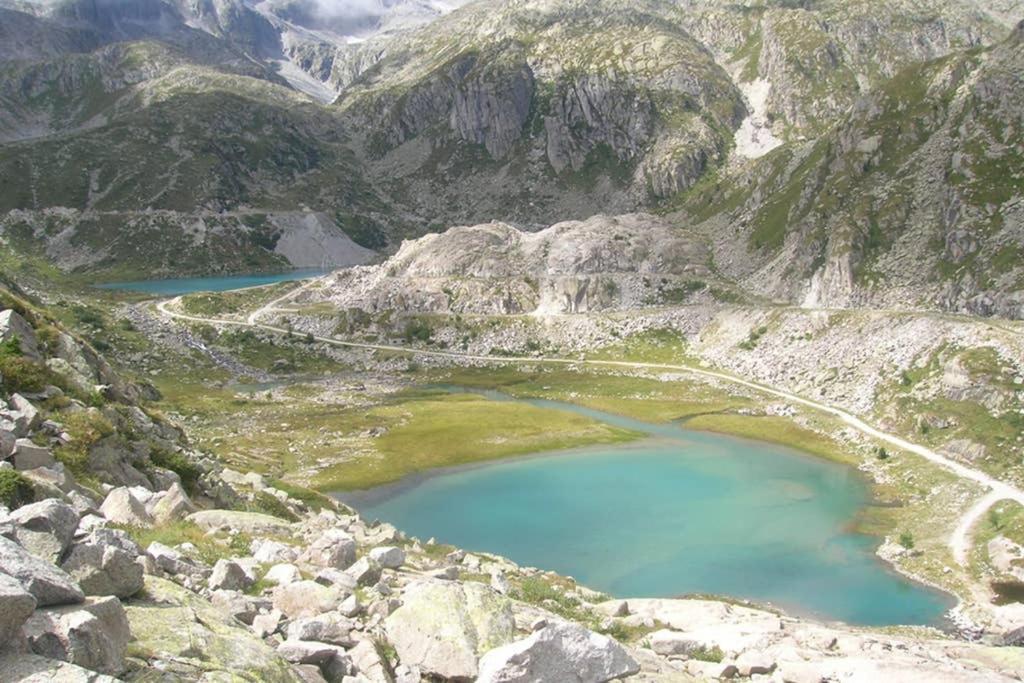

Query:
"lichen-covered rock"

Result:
[[476, 621, 640, 683], [22, 596, 131, 676], [384, 579, 515, 680], [124, 576, 304, 681], [0, 536, 83, 607]]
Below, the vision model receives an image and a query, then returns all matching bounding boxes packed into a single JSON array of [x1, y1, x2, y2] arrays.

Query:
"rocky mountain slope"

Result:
[[322, 213, 729, 315], [1, 0, 1021, 308], [680, 18, 1024, 319]]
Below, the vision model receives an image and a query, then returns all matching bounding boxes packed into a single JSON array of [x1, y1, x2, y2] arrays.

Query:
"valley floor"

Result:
[[139, 280, 1024, 639]]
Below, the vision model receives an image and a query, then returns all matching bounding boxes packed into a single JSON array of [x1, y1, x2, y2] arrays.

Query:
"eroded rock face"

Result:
[[384, 579, 515, 680], [476, 621, 640, 683], [320, 214, 715, 315], [0, 309, 41, 361]]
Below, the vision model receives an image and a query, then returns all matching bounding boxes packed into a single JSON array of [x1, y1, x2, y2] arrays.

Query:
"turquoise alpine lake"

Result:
[[96, 268, 332, 296], [347, 396, 955, 627]]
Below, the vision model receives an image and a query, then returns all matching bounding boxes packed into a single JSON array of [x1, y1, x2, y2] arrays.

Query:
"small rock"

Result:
[[264, 563, 302, 586], [251, 609, 283, 638], [368, 546, 405, 569], [99, 488, 153, 527], [338, 593, 361, 617], [272, 580, 346, 619], [345, 556, 381, 586], [252, 539, 298, 564], [301, 529, 357, 570], [11, 438, 55, 471], [209, 559, 254, 592], [735, 650, 775, 677], [286, 612, 356, 647]]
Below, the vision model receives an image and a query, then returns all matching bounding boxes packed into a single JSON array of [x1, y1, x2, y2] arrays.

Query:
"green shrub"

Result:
[[0, 355, 51, 393], [149, 445, 203, 495], [55, 410, 116, 476], [689, 644, 725, 663], [403, 320, 432, 343], [0, 469, 34, 509], [898, 531, 915, 549], [245, 491, 299, 522]]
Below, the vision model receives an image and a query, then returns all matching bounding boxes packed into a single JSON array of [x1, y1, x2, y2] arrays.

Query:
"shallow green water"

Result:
[[352, 396, 954, 626], [96, 268, 332, 296]]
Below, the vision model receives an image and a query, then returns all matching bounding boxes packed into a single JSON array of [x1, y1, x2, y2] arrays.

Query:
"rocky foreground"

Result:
[[3, 455, 1023, 683]]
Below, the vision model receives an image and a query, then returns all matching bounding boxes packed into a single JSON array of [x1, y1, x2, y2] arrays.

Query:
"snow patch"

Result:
[[733, 78, 783, 160]]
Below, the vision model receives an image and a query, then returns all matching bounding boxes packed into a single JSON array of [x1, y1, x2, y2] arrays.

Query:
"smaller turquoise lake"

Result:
[[96, 268, 333, 296], [349, 396, 955, 627]]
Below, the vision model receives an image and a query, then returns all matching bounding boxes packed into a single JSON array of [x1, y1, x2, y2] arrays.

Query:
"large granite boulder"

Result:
[[272, 580, 348, 619], [99, 487, 152, 527], [384, 579, 515, 680], [60, 529, 144, 598], [0, 536, 83, 606], [476, 621, 640, 683], [7, 499, 79, 563], [22, 596, 131, 676], [0, 571, 36, 648]]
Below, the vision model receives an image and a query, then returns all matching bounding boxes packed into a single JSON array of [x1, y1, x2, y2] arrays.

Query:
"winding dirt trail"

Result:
[[156, 292, 1024, 564]]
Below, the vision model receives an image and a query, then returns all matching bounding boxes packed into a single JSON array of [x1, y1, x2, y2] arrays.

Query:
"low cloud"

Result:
[[306, 0, 385, 19]]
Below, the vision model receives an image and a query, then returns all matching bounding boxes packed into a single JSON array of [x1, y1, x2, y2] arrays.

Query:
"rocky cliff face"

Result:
[[681, 20, 1024, 319]]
